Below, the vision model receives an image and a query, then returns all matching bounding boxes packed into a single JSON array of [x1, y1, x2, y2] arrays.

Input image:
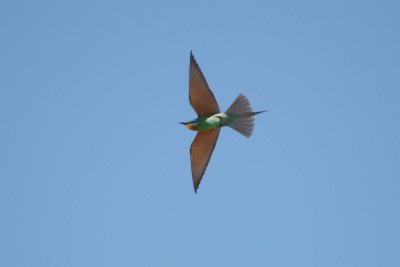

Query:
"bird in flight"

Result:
[[180, 52, 266, 193]]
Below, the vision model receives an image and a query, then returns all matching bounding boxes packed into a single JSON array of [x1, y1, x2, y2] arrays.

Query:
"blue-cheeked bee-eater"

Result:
[[181, 52, 266, 193]]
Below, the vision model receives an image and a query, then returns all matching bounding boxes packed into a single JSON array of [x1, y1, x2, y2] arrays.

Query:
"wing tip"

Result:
[[190, 50, 195, 62], [193, 171, 201, 194]]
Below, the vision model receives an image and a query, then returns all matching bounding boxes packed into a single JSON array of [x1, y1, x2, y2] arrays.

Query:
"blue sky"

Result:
[[1, 0, 399, 266]]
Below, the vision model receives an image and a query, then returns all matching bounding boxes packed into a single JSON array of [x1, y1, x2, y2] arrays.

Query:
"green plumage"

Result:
[[194, 113, 240, 131]]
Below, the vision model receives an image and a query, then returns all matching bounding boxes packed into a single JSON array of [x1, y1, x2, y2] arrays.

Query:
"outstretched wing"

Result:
[[189, 52, 220, 116], [190, 128, 220, 193]]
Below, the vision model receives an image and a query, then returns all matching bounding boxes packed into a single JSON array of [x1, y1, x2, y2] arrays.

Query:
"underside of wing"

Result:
[[189, 52, 220, 116], [190, 128, 220, 193]]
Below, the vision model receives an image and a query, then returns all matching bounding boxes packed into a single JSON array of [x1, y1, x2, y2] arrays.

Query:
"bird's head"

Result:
[[179, 120, 198, 131]]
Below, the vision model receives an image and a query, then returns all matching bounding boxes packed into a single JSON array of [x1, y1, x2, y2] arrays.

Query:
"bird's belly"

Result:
[[197, 116, 222, 131]]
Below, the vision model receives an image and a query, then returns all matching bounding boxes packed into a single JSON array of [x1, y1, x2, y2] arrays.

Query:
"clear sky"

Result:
[[1, 0, 399, 266]]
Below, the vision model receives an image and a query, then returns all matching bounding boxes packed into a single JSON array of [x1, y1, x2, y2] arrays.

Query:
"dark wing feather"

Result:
[[189, 52, 220, 116], [190, 128, 220, 193]]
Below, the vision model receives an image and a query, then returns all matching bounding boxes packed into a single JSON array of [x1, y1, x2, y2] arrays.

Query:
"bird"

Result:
[[180, 52, 267, 193]]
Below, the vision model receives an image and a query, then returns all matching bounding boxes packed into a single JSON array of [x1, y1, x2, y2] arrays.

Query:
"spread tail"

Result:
[[225, 94, 267, 138]]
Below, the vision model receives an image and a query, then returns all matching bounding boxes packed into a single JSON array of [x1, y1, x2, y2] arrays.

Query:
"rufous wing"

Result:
[[189, 52, 220, 116], [190, 128, 220, 193]]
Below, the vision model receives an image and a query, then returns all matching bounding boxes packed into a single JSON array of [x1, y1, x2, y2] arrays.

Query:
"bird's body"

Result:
[[184, 113, 234, 131], [181, 52, 266, 193]]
